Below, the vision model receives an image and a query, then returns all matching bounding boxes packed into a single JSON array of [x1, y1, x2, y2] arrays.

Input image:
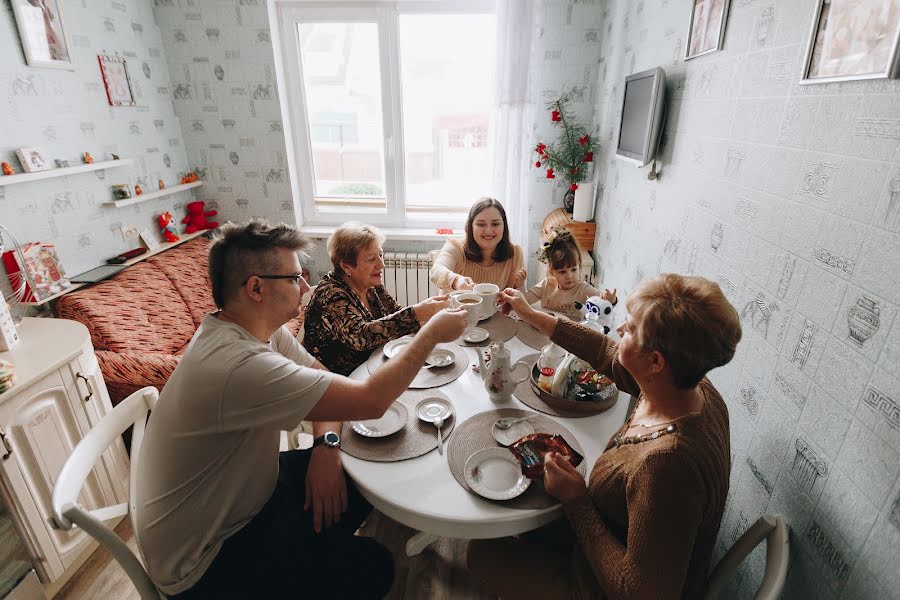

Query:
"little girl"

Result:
[[524, 228, 616, 319]]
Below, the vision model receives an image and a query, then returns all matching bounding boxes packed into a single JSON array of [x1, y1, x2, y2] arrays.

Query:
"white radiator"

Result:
[[383, 252, 437, 305]]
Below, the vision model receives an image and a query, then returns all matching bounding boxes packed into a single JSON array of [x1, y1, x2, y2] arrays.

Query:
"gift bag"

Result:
[[2, 242, 70, 302]]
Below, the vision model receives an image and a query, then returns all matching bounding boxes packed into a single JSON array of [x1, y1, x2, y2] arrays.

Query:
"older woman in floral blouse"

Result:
[[303, 222, 449, 375]]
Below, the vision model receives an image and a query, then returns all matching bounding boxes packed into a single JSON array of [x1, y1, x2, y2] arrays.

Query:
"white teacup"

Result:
[[473, 283, 499, 320], [451, 293, 483, 327]]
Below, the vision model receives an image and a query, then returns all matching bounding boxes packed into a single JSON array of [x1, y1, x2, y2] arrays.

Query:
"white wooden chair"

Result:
[[50, 386, 164, 600], [705, 514, 789, 600]]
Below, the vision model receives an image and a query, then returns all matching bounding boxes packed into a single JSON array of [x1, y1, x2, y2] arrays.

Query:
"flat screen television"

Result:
[[615, 67, 666, 167]]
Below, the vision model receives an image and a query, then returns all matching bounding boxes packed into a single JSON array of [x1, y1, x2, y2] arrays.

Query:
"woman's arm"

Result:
[[430, 240, 467, 291], [562, 452, 705, 600], [322, 286, 419, 352], [551, 318, 639, 396]]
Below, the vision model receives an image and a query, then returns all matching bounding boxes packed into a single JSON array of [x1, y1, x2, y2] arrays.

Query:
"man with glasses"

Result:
[[134, 219, 468, 598]]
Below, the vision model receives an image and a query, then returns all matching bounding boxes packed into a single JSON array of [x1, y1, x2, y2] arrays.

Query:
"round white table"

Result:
[[342, 334, 631, 556]]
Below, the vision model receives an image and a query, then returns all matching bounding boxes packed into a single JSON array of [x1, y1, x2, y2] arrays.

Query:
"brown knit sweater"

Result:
[[551, 318, 731, 600]]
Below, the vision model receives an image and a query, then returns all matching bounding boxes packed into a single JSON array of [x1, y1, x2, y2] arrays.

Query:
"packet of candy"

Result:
[[508, 433, 584, 479]]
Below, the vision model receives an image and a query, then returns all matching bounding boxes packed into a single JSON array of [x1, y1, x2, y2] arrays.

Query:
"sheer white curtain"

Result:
[[491, 0, 536, 282]]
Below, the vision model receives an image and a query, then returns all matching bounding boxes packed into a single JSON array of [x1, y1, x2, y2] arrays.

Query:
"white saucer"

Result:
[[464, 447, 531, 501], [491, 419, 535, 447], [425, 348, 455, 368], [462, 327, 489, 343], [384, 335, 414, 359], [415, 397, 453, 423], [351, 401, 408, 437]]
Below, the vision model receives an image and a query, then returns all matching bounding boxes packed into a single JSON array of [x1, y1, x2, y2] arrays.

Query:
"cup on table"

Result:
[[473, 283, 499, 320], [451, 293, 483, 328]]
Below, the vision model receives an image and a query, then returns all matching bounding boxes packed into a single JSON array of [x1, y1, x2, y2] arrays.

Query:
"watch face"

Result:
[[324, 431, 340, 446]]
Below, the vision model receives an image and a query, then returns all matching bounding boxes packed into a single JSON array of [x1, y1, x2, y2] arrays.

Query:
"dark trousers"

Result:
[[173, 449, 394, 599]]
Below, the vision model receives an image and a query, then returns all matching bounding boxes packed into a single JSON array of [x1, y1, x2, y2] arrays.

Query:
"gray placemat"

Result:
[[516, 319, 550, 350], [457, 313, 518, 345], [341, 389, 456, 462], [447, 408, 587, 509], [513, 354, 619, 418], [366, 342, 469, 388]]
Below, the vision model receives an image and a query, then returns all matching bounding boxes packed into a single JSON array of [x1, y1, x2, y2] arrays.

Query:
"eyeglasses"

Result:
[[243, 274, 306, 285]]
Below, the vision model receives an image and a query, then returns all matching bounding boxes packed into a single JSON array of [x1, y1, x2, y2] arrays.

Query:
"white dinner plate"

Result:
[[462, 327, 489, 343], [491, 419, 535, 447], [464, 447, 531, 501], [383, 335, 414, 359], [351, 401, 408, 438], [415, 397, 453, 423], [425, 348, 455, 368]]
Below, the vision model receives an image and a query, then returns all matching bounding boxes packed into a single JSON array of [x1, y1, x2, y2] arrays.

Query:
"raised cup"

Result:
[[451, 292, 483, 328], [473, 283, 499, 320]]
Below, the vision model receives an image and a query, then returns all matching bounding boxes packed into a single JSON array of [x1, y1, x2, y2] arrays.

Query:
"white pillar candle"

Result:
[[573, 183, 594, 222]]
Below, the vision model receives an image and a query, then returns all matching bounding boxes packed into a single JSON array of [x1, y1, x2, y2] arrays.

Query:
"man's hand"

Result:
[[421, 307, 468, 343], [511, 268, 527, 289], [412, 294, 451, 323], [543, 452, 587, 503], [304, 446, 348, 533]]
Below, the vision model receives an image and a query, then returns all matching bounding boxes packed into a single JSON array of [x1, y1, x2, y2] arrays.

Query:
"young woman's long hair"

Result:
[[463, 197, 514, 262]]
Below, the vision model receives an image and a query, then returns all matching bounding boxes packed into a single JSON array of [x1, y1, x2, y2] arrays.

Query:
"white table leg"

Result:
[[405, 531, 439, 557]]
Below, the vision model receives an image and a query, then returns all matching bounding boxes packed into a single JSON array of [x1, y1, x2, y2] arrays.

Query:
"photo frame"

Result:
[[98, 54, 136, 107], [801, 0, 900, 84], [684, 0, 731, 61], [10, 0, 75, 70], [15, 147, 51, 173]]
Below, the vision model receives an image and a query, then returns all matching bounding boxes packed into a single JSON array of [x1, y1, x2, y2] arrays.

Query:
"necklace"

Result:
[[611, 397, 680, 448]]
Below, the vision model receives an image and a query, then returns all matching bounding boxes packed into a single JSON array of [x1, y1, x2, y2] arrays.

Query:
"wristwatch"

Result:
[[312, 431, 341, 449]]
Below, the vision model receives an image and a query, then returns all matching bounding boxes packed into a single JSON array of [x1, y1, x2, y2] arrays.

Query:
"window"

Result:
[[277, 1, 497, 226]]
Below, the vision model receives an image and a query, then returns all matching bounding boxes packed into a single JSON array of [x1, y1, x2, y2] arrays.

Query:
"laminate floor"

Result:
[[56, 511, 497, 599]]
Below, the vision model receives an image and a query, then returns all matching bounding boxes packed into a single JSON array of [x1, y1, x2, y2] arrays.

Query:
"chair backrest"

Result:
[[51, 386, 163, 600], [705, 514, 789, 600]]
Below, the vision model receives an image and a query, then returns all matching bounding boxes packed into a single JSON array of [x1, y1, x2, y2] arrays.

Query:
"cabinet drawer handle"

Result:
[[76, 372, 94, 403], [0, 426, 11, 460]]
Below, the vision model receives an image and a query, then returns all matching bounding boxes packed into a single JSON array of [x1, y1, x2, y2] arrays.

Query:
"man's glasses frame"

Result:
[[243, 274, 306, 285]]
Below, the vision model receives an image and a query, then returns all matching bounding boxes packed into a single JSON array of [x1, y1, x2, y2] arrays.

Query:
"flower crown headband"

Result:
[[537, 228, 577, 264]]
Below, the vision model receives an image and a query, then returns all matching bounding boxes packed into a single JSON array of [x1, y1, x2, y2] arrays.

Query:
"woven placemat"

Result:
[[513, 354, 619, 418], [341, 389, 456, 462], [516, 320, 550, 350], [457, 313, 518, 346], [366, 342, 469, 388], [447, 408, 587, 509]]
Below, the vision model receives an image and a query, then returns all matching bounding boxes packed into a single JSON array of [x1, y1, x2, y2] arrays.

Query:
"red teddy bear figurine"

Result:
[[182, 201, 219, 234]]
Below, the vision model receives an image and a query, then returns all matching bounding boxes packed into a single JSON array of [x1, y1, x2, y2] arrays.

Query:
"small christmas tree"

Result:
[[532, 90, 595, 212]]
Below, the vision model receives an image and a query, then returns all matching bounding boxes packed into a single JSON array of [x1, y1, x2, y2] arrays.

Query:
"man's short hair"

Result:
[[327, 222, 385, 271], [208, 219, 310, 308], [626, 274, 742, 389]]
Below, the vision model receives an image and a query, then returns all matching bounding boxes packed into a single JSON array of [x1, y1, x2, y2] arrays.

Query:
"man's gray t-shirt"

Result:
[[134, 315, 332, 595]]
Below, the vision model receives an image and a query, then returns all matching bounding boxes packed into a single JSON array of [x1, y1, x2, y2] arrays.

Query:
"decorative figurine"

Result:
[[82, 152, 94, 164], [1, 162, 15, 176], [158, 211, 180, 243], [182, 201, 218, 233], [158, 178, 165, 190], [180, 171, 198, 184], [110, 153, 120, 160], [111, 184, 132, 200], [135, 184, 143, 195], [55, 159, 70, 168]]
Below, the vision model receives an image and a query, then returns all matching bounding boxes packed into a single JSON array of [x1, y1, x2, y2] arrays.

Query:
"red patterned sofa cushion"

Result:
[[147, 237, 217, 327]]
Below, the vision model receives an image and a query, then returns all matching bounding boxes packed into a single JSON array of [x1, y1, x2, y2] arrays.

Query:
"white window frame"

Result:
[[273, 0, 496, 228]]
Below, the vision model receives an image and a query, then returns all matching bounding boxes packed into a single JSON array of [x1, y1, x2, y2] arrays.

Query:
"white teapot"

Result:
[[476, 341, 530, 402]]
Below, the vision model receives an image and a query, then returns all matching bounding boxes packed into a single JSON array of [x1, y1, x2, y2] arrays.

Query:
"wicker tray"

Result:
[[513, 354, 619, 417]]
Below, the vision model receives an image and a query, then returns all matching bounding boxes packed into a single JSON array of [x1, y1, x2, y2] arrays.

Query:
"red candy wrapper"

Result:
[[508, 433, 584, 479]]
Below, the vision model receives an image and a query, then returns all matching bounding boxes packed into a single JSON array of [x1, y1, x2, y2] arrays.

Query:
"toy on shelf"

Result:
[[158, 178, 165, 190], [182, 201, 218, 233], [1, 162, 15, 176], [135, 184, 143, 195], [158, 211, 180, 243], [181, 171, 198, 184], [82, 152, 94, 164]]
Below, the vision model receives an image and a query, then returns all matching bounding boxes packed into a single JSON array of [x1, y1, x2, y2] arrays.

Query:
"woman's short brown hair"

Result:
[[627, 274, 742, 389], [328, 222, 386, 271], [464, 197, 513, 262]]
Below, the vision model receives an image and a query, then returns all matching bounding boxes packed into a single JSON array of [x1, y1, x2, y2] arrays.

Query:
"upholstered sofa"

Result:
[[56, 235, 303, 405]]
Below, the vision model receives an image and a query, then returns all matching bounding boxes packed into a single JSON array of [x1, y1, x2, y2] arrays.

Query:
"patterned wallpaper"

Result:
[[591, 1, 900, 598], [0, 0, 191, 281]]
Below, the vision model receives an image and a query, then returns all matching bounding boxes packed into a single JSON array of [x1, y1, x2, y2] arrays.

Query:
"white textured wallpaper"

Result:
[[592, 1, 900, 598]]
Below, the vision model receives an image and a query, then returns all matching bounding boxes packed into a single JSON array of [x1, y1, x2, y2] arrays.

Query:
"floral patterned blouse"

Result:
[[302, 271, 420, 375]]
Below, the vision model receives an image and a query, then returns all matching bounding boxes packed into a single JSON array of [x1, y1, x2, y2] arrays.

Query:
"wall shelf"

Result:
[[21, 230, 210, 307], [0, 159, 132, 187], [104, 181, 203, 208]]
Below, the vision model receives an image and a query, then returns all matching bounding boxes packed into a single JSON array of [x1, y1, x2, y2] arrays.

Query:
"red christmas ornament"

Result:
[[551, 110, 561, 122], [535, 161, 542, 168], [546, 169, 556, 179], [570, 167, 579, 175], [535, 143, 547, 154], [570, 183, 578, 191], [579, 134, 590, 145], [583, 151, 594, 162]]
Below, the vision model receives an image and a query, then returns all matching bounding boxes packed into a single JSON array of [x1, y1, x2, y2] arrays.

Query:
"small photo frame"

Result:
[[10, 0, 75, 70], [98, 54, 136, 107], [16, 147, 51, 173], [684, 0, 731, 61], [801, 0, 900, 84], [139, 228, 162, 251]]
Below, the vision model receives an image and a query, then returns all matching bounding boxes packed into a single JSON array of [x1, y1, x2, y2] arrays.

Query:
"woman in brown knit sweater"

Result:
[[468, 274, 742, 600]]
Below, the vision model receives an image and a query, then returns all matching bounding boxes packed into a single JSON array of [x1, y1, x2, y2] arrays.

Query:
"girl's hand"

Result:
[[511, 268, 527, 289], [543, 452, 587, 503], [602, 288, 617, 305], [545, 276, 558, 295]]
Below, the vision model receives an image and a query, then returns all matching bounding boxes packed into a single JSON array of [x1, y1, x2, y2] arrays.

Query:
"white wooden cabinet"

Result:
[[0, 318, 129, 587]]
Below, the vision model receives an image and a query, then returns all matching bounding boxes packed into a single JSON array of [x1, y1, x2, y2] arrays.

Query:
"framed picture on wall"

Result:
[[15, 147, 51, 173], [98, 54, 136, 107], [801, 0, 900, 83], [684, 0, 731, 60], [10, 0, 75, 70]]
